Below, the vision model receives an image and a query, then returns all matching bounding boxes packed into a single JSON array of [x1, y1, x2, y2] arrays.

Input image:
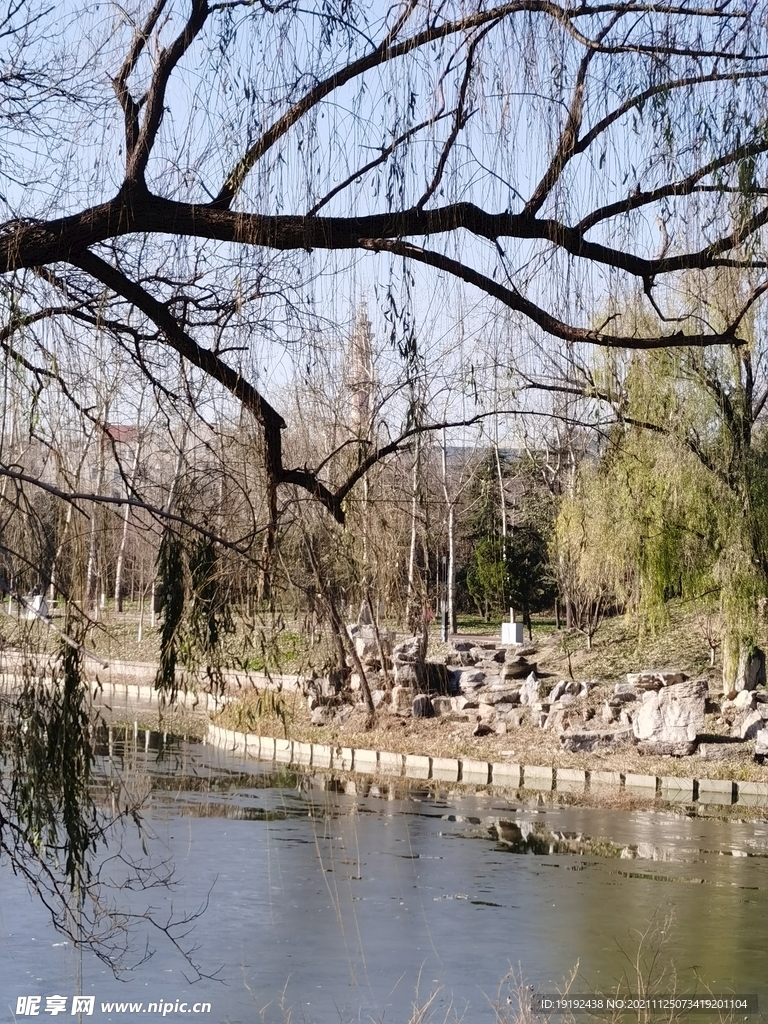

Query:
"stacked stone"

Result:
[[389, 636, 431, 716]]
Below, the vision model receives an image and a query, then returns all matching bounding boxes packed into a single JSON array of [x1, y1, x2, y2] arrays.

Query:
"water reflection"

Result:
[[2, 720, 768, 1024]]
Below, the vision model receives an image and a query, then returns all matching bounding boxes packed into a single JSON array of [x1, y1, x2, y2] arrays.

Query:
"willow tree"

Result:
[[3, 1, 768, 531], [545, 270, 768, 681], [4, 0, 768, 959]]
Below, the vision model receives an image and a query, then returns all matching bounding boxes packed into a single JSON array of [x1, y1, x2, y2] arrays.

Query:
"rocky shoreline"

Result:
[[304, 627, 768, 771]]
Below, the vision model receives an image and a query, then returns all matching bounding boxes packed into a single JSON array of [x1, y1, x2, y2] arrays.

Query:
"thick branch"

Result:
[[127, 0, 210, 184], [358, 238, 741, 348], [3, 191, 765, 283]]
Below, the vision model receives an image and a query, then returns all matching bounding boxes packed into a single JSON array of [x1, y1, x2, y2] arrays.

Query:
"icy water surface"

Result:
[[2, 718, 768, 1023]]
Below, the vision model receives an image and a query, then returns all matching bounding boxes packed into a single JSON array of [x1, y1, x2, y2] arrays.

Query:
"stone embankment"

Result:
[[205, 722, 768, 808], [0, 653, 304, 710], [326, 632, 768, 765]]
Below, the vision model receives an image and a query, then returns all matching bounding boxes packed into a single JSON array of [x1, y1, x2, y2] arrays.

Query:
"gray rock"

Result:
[[543, 707, 572, 733], [735, 647, 766, 692], [412, 694, 434, 719], [560, 728, 634, 752], [458, 670, 486, 689], [632, 678, 707, 744], [452, 695, 475, 712], [431, 696, 453, 716], [394, 662, 420, 687], [477, 659, 505, 671], [614, 682, 639, 699], [699, 740, 747, 761], [755, 728, 768, 758], [477, 702, 497, 721], [492, 701, 518, 716], [519, 673, 541, 706], [502, 657, 537, 680], [393, 636, 423, 664], [627, 670, 688, 690], [602, 702, 619, 724], [505, 708, 527, 728], [354, 634, 380, 664], [733, 689, 756, 710], [482, 685, 522, 706], [548, 680, 568, 702], [469, 646, 489, 663], [493, 720, 508, 735], [637, 739, 696, 756], [738, 708, 764, 739], [391, 685, 409, 714], [311, 705, 333, 726], [611, 689, 638, 704], [371, 689, 388, 708]]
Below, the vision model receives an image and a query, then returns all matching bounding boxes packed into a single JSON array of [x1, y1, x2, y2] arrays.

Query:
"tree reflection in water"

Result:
[[0, 639, 214, 978]]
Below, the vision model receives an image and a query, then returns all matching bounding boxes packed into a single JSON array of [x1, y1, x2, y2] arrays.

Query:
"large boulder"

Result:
[[735, 646, 766, 692], [391, 685, 409, 713], [733, 689, 757, 710], [632, 678, 707, 745], [354, 634, 378, 664], [394, 662, 421, 687], [519, 673, 541, 706], [452, 694, 477, 712], [699, 740, 747, 761], [431, 696, 453, 716], [482, 684, 522, 706], [311, 705, 333, 726], [451, 640, 473, 653], [548, 680, 568, 702], [457, 669, 486, 691], [542, 706, 573, 733]]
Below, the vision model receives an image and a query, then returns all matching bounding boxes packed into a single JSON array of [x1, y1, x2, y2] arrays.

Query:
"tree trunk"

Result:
[[85, 423, 106, 617], [115, 416, 144, 612], [404, 438, 420, 630]]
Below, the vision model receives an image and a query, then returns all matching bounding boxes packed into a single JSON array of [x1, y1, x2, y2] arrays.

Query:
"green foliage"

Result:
[[6, 637, 96, 891], [154, 527, 235, 702], [466, 448, 508, 543], [506, 526, 557, 624], [559, 326, 768, 650], [155, 528, 186, 700], [466, 527, 555, 624]]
